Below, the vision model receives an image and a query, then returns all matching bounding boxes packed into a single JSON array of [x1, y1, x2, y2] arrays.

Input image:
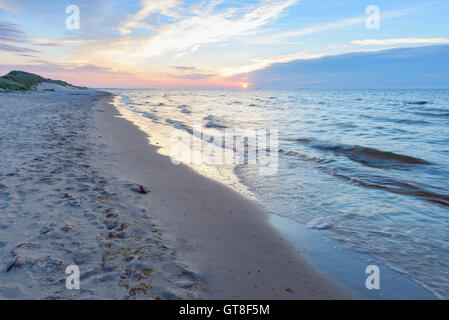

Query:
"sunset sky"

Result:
[[1, 0, 448, 88]]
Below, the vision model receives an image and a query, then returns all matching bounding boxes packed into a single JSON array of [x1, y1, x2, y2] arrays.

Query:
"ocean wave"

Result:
[[140, 112, 158, 120], [177, 104, 192, 114], [203, 115, 228, 129], [278, 148, 331, 165], [279, 148, 448, 207], [165, 118, 193, 134], [404, 101, 430, 105], [283, 137, 431, 168], [205, 121, 227, 129], [408, 106, 449, 112], [413, 112, 449, 118], [398, 119, 431, 125], [360, 115, 430, 125], [333, 174, 449, 208], [306, 218, 332, 230], [119, 94, 132, 105]]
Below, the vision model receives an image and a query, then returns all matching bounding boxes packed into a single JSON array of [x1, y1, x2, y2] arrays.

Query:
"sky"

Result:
[[0, 0, 448, 88]]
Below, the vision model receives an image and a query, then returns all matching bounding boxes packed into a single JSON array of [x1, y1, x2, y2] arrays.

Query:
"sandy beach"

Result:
[[0, 88, 350, 299]]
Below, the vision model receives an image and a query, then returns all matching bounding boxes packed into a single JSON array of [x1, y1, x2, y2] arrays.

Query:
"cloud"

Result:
[[32, 42, 61, 47], [281, 16, 367, 38], [113, 0, 297, 59], [32, 38, 98, 46], [221, 51, 323, 76], [0, 43, 39, 54], [253, 8, 410, 43], [0, 21, 41, 56], [352, 38, 449, 46], [161, 72, 215, 80], [119, 0, 181, 35], [244, 45, 449, 89], [165, 65, 216, 79], [0, 22, 27, 42], [69, 0, 298, 79], [0, 0, 13, 11], [172, 66, 198, 71]]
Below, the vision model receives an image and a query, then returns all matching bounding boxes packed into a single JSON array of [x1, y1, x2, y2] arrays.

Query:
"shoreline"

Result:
[[1, 88, 435, 299], [270, 215, 436, 300], [103, 90, 438, 299], [94, 93, 352, 299]]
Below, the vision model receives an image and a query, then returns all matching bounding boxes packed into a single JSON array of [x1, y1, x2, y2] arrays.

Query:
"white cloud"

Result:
[[0, 0, 12, 10], [117, 0, 297, 59], [220, 47, 400, 76], [231, 8, 411, 47], [66, 0, 298, 78], [220, 51, 323, 76], [119, 0, 181, 35], [352, 38, 449, 46], [278, 9, 409, 39], [281, 16, 366, 38]]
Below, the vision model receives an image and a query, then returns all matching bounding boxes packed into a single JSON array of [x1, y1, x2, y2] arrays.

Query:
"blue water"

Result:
[[112, 89, 449, 299]]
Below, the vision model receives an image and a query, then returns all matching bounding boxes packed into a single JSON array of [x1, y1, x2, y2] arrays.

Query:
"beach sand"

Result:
[[0, 89, 351, 299]]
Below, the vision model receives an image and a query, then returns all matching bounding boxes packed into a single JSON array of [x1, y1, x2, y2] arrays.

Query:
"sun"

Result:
[[238, 82, 249, 89]]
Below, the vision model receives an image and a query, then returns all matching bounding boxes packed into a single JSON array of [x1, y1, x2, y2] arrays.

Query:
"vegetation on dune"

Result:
[[0, 71, 85, 92], [0, 77, 29, 91]]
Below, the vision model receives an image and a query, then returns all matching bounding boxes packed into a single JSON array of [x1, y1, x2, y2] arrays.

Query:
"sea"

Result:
[[109, 89, 449, 299]]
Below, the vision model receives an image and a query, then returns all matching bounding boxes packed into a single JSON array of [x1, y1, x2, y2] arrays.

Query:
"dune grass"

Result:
[[0, 71, 85, 92], [0, 77, 29, 91]]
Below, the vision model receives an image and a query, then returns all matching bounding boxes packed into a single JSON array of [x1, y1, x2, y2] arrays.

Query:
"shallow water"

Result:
[[111, 89, 449, 299]]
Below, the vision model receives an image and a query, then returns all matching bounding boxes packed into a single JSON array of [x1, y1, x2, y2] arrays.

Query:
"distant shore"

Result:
[[0, 88, 350, 299]]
